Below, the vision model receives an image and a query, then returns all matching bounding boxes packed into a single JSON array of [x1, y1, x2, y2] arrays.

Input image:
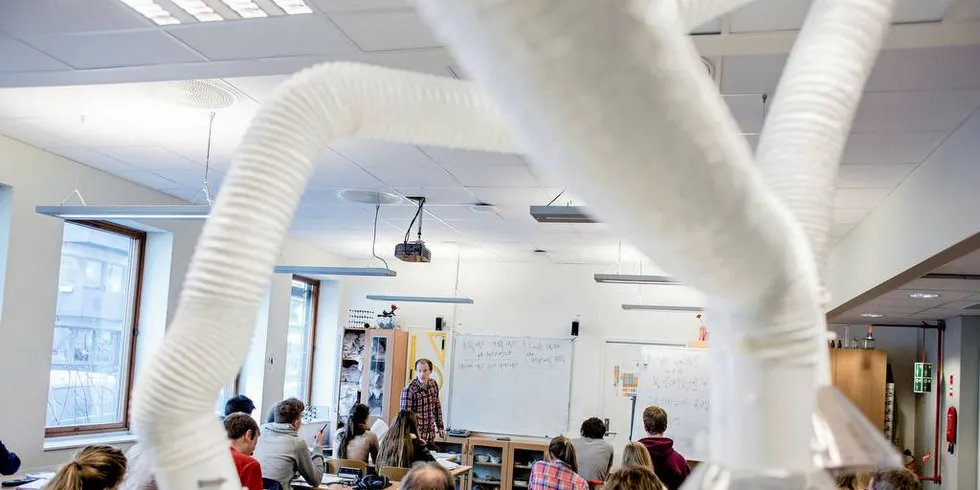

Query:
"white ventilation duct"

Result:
[[130, 0, 896, 488]]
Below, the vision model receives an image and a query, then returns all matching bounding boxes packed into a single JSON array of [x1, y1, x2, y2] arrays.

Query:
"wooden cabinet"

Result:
[[433, 436, 471, 490], [468, 438, 510, 490], [830, 348, 888, 431], [336, 328, 408, 424], [507, 441, 547, 490]]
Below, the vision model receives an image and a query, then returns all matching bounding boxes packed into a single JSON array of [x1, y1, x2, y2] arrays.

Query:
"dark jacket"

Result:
[[0, 440, 21, 475], [638, 437, 689, 490]]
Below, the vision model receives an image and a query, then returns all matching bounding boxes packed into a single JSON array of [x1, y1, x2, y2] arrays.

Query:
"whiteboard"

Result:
[[631, 346, 710, 462], [449, 334, 573, 437]]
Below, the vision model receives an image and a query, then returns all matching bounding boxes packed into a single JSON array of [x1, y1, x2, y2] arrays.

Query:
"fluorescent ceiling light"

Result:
[[860, 313, 884, 318], [273, 0, 313, 14], [274, 266, 396, 277], [907, 292, 940, 299], [36, 205, 210, 219], [621, 304, 703, 312], [529, 205, 598, 223], [366, 295, 474, 304], [172, 0, 223, 21], [594, 273, 680, 285], [120, 0, 181, 24], [220, 0, 267, 18]]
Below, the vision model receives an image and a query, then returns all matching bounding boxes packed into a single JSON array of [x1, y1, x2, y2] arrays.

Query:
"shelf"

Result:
[[512, 464, 534, 470], [473, 462, 501, 467], [513, 483, 528, 488], [473, 480, 502, 485]]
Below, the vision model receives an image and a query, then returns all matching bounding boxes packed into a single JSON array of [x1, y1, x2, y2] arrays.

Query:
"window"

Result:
[[46, 221, 145, 436], [282, 276, 318, 403]]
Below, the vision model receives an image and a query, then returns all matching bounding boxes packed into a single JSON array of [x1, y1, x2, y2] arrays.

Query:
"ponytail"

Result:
[[47, 445, 126, 490], [546, 436, 578, 473]]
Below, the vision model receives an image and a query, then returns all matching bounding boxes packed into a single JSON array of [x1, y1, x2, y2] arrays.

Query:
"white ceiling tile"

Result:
[[933, 250, 980, 275], [330, 10, 441, 51], [848, 305, 925, 316], [446, 165, 538, 187], [720, 54, 786, 95], [0, 119, 78, 148], [0, 0, 152, 36], [309, 0, 409, 13], [371, 165, 459, 187], [691, 17, 723, 35], [113, 169, 183, 190], [842, 132, 947, 164], [20, 31, 206, 69], [48, 148, 135, 172], [853, 90, 980, 132], [833, 188, 892, 209], [151, 169, 221, 188], [95, 146, 202, 170], [725, 94, 767, 133], [837, 163, 917, 189], [393, 187, 475, 205], [729, 0, 809, 33], [833, 207, 871, 225], [166, 16, 357, 60], [420, 147, 525, 167], [902, 278, 980, 293], [0, 36, 71, 73], [868, 46, 980, 92], [892, 0, 954, 23], [428, 205, 499, 221], [160, 188, 202, 203], [225, 75, 290, 104], [330, 140, 436, 168], [309, 156, 387, 190], [830, 222, 854, 239], [467, 187, 553, 208], [383, 218, 459, 241]]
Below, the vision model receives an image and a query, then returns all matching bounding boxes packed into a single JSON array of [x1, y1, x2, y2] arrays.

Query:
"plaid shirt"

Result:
[[528, 460, 589, 490], [399, 378, 444, 443]]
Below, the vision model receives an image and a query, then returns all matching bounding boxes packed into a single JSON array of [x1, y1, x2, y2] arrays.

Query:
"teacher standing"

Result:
[[400, 358, 445, 446]]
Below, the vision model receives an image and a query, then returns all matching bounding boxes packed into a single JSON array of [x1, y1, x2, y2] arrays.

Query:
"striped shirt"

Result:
[[399, 378, 444, 443]]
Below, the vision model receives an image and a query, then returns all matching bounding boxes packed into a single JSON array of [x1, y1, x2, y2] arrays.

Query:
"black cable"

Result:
[[371, 204, 390, 269], [417, 197, 425, 242], [547, 189, 565, 206], [404, 197, 425, 243]]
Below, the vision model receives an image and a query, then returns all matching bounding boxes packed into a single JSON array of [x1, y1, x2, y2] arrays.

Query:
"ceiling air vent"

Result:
[[146, 79, 244, 110]]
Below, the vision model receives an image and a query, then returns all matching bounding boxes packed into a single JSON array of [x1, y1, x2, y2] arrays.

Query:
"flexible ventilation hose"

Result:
[[130, 64, 518, 490], [413, 0, 823, 471]]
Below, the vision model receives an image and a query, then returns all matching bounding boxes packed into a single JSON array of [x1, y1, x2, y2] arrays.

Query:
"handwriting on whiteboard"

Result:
[[457, 338, 569, 371]]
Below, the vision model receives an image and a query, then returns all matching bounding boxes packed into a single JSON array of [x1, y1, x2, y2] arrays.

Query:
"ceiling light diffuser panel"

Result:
[[119, 0, 313, 23]]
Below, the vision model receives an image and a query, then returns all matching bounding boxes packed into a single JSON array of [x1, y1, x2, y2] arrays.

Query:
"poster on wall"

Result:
[[406, 327, 451, 404]]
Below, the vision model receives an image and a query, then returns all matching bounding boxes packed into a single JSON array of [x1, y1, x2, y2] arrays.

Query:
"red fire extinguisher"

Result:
[[947, 407, 957, 454]]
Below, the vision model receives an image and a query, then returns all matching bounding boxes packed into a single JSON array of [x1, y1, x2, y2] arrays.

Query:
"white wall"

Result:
[[0, 135, 344, 469], [340, 258, 705, 436], [934, 317, 980, 490]]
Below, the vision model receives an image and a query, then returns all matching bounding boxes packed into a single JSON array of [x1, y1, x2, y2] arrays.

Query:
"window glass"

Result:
[[282, 278, 317, 402]]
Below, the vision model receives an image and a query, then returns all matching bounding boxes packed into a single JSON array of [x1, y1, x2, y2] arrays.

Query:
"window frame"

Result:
[[289, 275, 320, 404], [45, 220, 146, 437]]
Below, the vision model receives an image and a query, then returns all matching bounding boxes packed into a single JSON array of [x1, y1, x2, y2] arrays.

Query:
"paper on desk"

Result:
[[370, 418, 388, 440], [17, 478, 50, 489], [437, 458, 460, 470]]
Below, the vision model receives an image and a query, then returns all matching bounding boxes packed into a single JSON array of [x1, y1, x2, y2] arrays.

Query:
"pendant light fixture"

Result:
[[365, 250, 473, 304]]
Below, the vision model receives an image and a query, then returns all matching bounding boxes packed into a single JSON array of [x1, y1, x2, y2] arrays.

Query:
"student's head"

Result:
[[580, 417, 606, 440], [274, 398, 306, 429], [642, 406, 668, 436], [337, 404, 371, 459], [621, 441, 653, 470], [545, 435, 578, 473], [415, 359, 433, 382], [224, 394, 256, 417], [225, 413, 261, 455], [604, 466, 665, 490], [378, 410, 421, 468], [399, 462, 454, 490], [869, 469, 921, 490], [47, 445, 127, 490]]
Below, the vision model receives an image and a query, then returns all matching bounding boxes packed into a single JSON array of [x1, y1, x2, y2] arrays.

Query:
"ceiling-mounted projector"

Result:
[[396, 196, 432, 263]]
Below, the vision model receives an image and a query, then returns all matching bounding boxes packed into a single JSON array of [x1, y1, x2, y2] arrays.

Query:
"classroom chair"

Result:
[[327, 458, 369, 475], [262, 478, 283, 490], [378, 466, 411, 481], [587, 479, 603, 490]]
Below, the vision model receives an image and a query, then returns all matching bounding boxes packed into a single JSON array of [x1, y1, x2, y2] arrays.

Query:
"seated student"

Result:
[[570, 417, 613, 481], [46, 445, 127, 490], [604, 466, 665, 490], [0, 440, 21, 475], [253, 398, 325, 490], [400, 462, 454, 490], [225, 413, 263, 490], [836, 472, 872, 490], [118, 443, 157, 490], [377, 410, 435, 469], [335, 403, 379, 465], [637, 406, 690, 490], [869, 469, 921, 490], [225, 394, 257, 418], [621, 442, 654, 470], [528, 436, 589, 490]]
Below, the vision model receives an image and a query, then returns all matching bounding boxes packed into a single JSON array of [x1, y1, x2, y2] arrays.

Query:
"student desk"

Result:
[[292, 466, 472, 489]]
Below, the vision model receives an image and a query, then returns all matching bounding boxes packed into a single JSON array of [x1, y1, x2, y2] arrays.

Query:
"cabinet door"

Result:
[[833, 349, 887, 430], [508, 442, 546, 490], [363, 331, 393, 419], [470, 439, 509, 490]]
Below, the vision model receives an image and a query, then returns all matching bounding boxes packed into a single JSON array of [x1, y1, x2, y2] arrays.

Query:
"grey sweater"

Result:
[[254, 422, 324, 490]]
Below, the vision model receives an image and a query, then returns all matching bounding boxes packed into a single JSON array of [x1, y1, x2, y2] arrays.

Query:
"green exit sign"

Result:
[[914, 362, 933, 393]]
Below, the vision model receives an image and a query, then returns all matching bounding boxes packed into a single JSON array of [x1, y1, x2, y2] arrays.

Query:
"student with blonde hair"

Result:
[[604, 466, 666, 490], [869, 469, 921, 490], [46, 445, 127, 490], [528, 436, 588, 490], [377, 410, 435, 469], [621, 442, 654, 470]]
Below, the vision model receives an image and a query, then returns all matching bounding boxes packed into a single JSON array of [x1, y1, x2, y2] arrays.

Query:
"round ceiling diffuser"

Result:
[[337, 189, 403, 205], [147, 79, 241, 110]]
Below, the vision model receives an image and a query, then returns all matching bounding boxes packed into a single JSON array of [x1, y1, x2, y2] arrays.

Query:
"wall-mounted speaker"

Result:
[[435, 317, 444, 331], [571, 320, 580, 337]]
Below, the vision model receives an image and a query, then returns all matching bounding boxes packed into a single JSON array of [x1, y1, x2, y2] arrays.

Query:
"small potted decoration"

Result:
[[377, 304, 398, 329]]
